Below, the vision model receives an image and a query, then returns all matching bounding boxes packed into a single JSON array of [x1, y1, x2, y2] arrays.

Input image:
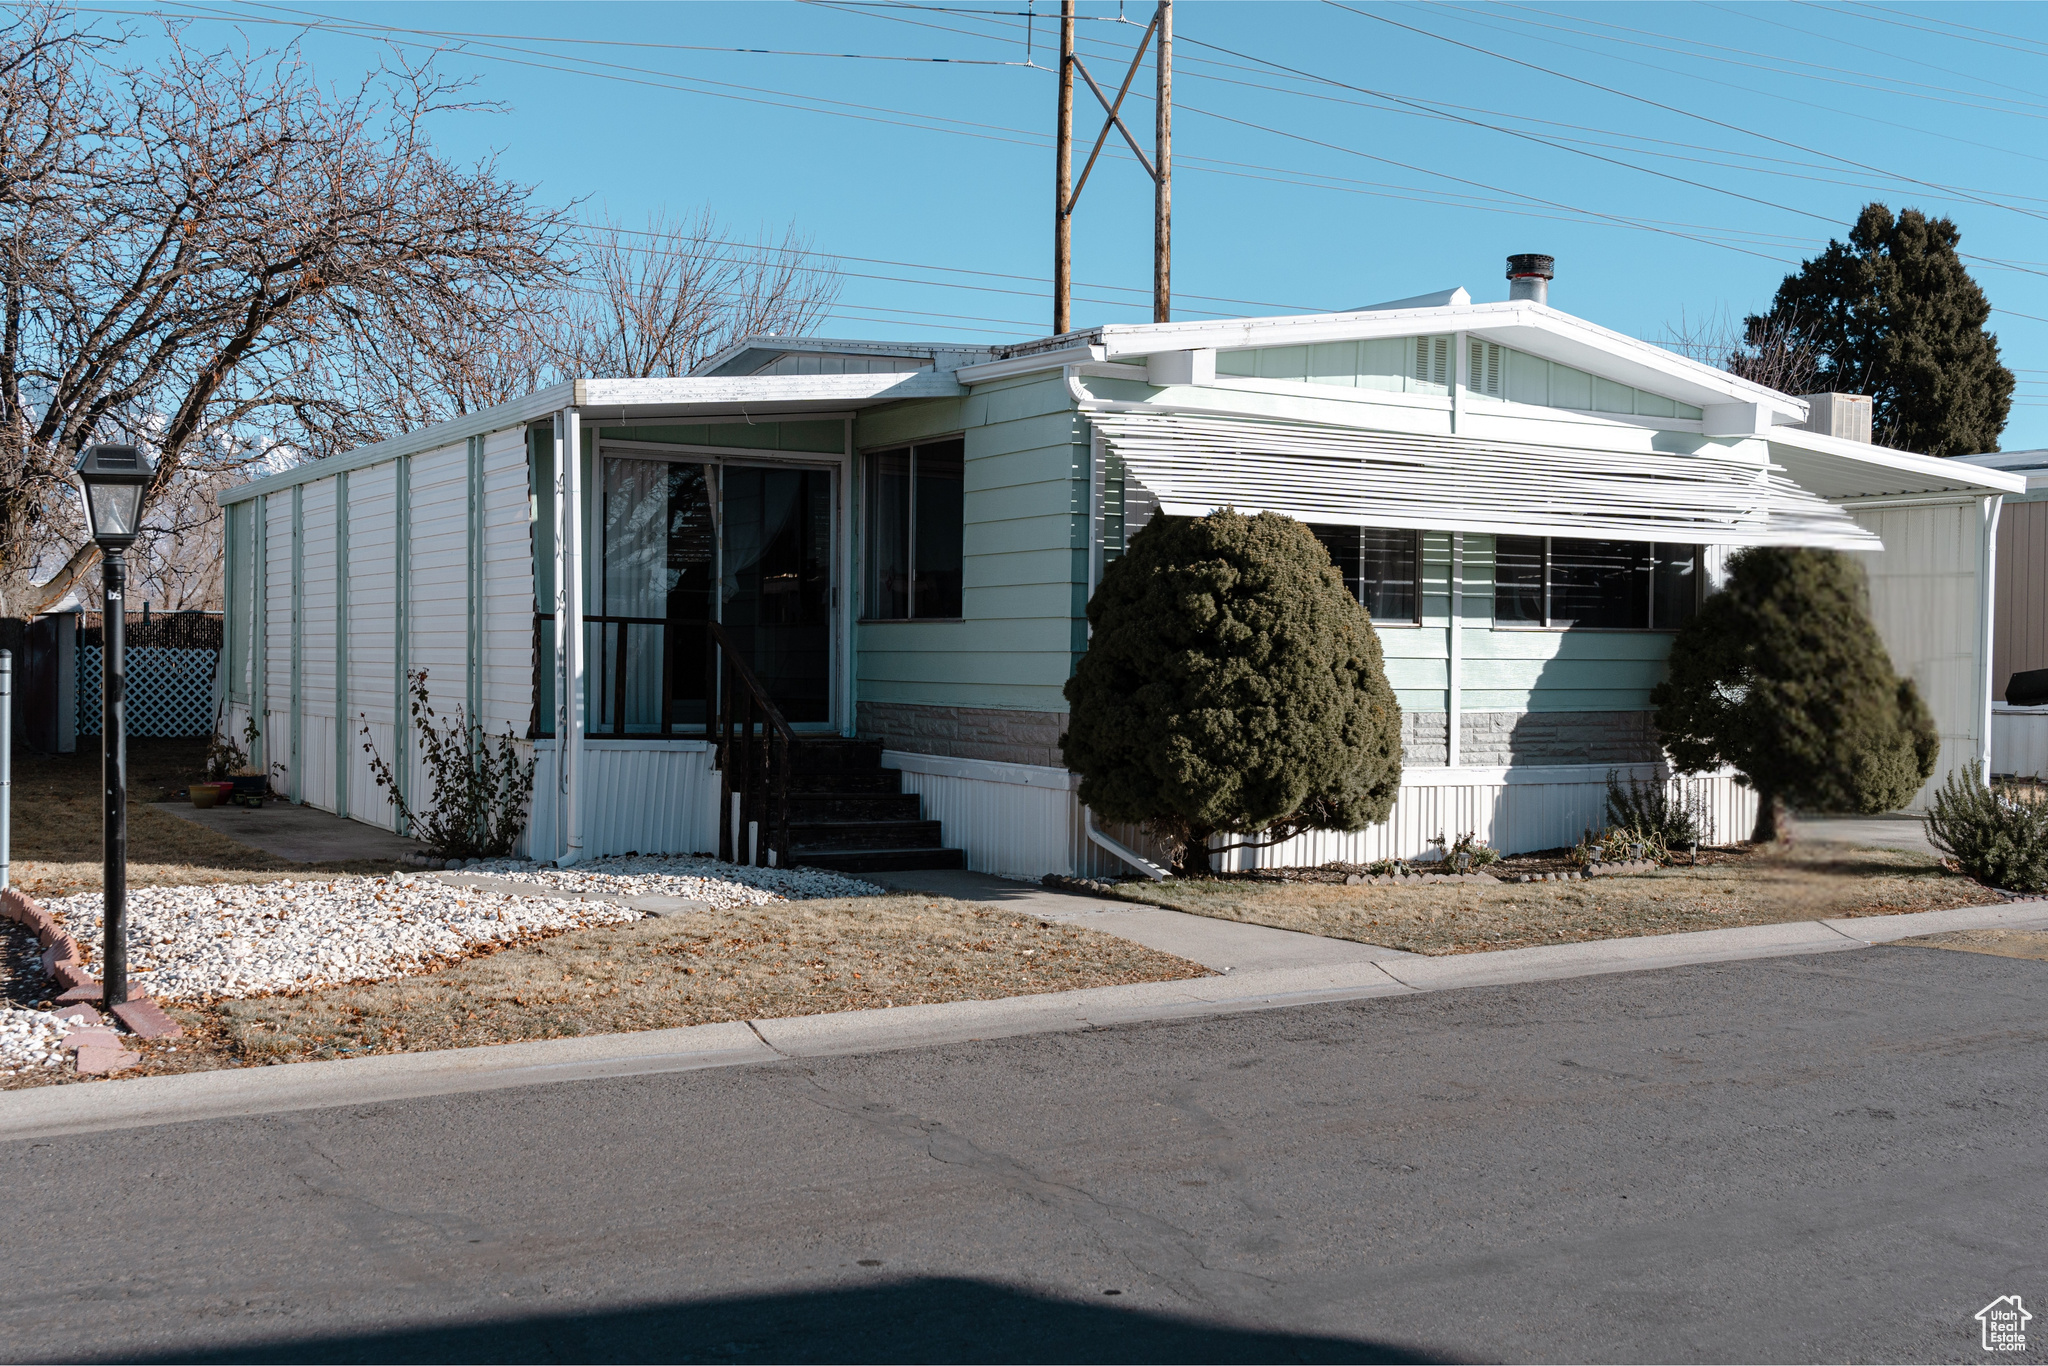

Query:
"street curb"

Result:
[[4, 899, 2047, 1142]]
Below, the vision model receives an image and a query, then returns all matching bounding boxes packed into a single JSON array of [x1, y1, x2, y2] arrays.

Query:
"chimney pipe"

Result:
[[1507, 253, 1554, 305]]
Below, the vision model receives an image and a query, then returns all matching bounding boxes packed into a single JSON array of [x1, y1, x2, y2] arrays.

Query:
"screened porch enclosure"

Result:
[[535, 436, 840, 737]]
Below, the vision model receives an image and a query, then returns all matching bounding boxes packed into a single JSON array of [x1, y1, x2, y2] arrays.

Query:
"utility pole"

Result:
[[1153, 0, 1172, 324], [1051, 0, 1173, 333], [1054, 2, 1074, 336]]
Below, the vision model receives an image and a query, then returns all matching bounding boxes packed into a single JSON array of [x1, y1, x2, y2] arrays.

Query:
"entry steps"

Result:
[[782, 739, 965, 874]]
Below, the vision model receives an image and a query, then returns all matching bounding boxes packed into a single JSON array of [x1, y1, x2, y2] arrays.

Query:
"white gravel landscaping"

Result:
[[37, 857, 884, 1005], [45, 877, 639, 1004], [0, 1007, 83, 1074], [471, 854, 885, 905]]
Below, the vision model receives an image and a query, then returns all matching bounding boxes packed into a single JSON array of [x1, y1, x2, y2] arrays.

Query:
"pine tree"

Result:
[[1061, 510, 1403, 876], [1741, 203, 2013, 456], [1652, 547, 1939, 842]]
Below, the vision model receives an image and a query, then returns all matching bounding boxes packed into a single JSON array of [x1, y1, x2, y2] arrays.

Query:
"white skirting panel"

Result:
[[526, 741, 720, 862], [884, 752, 1092, 881], [1991, 705, 2048, 780], [348, 718, 403, 833], [1229, 767, 1756, 871], [884, 752, 1757, 878]]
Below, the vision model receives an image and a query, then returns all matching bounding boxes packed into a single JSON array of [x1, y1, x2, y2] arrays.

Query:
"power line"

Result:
[[1487, 3, 2048, 122], [1335, 2, 2048, 226]]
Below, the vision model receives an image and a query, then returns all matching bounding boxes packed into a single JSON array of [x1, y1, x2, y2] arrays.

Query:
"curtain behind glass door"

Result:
[[596, 458, 712, 733]]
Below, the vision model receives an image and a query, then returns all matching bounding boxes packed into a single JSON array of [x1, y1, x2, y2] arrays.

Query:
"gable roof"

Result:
[[960, 297, 1807, 423]]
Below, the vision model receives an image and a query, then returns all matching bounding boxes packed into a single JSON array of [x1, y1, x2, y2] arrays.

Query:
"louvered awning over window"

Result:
[[1086, 408, 1881, 549]]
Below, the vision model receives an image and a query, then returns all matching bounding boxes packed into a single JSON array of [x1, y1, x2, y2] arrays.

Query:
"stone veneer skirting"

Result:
[[857, 700, 1067, 768], [1403, 709, 1663, 768]]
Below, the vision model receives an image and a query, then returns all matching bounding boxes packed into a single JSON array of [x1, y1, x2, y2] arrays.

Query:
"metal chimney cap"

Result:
[[1506, 253, 1555, 280]]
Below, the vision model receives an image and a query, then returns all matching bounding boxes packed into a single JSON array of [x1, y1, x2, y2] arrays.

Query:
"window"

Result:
[[1493, 537, 1700, 629], [865, 438, 964, 619], [1309, 524, 1422, 625]]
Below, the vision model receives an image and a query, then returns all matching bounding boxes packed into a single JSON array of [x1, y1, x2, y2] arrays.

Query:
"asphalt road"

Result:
[[3, 944, 2044, 1364]]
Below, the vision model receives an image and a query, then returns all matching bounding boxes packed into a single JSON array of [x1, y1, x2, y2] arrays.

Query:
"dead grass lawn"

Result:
[[1100, 843, 1995, 955], [7, 738, 395, 897], [5, 894, 1210, 1088]]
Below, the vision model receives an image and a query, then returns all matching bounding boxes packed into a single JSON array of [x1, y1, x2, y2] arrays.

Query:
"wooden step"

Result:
[[786, 739, 884, 773], [788, 792, 923, 822], [794, 847, 967, 873], [789, 819, 945, 853], [785, 769, 903, 795]]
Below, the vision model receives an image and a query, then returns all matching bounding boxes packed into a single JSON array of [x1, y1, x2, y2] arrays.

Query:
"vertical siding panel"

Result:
[[299, 479, 338, 812], [482, 425, 536, 737], [262, 494, 293, 792], [347, 464, 400, 831], [407, 441, 471, 805]]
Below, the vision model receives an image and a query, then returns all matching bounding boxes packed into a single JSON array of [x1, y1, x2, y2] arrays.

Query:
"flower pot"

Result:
[[189, 785, 220, 809], [229, 775, 267, 808]]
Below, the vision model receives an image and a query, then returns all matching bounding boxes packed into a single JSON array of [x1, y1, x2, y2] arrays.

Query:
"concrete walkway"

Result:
[[157, 799, 426, 864], [1792, 812, 1940, 857], [870, 868, 1415, 972], [6, 896, 2044, 1142]]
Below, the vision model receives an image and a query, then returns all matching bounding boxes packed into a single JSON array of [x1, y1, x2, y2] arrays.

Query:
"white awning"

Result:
[[1086, 408, 1881, 548]]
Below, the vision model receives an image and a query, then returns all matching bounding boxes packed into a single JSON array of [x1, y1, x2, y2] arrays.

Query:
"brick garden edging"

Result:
[[1, 886, 180, 1074]]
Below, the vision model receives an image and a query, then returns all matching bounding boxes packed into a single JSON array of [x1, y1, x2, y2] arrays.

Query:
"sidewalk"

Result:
[[5, 896, 2044, 1143], [869, 868, 1416, 972], [157, 799, 425, 863]]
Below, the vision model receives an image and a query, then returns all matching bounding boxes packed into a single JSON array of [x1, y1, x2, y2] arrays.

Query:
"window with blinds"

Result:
[[1493, 537, 1700, 630], [1309, 524, 1422, 625]]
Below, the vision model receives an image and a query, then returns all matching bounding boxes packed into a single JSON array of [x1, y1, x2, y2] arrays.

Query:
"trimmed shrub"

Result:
[[1925, 761, 2048, 893], [1062, 510, 1403, 876], [1652, 546, 1938, 842]]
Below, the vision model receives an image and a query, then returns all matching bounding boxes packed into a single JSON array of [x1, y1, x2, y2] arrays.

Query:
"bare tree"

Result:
[[1661, 305, 1823, 398], [0, 8, 570, 616], [549, 211, 841, 378], [304, 211, 842, 439]]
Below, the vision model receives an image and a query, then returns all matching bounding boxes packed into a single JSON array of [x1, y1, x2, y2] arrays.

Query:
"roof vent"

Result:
[[1506, 253, 1554, 305]]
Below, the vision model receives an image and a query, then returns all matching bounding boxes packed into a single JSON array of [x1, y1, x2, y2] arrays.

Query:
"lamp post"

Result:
[[73, 443, 154, 1008]]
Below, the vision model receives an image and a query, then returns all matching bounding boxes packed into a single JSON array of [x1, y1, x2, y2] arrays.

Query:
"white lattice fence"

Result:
[[76, 646, 219, 737]]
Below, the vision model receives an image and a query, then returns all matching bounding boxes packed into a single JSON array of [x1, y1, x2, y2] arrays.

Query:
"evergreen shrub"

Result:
[[1062, 510, 1403, 876], [1925, 761, 2048, 893], [1652, 546, 1938, 842]]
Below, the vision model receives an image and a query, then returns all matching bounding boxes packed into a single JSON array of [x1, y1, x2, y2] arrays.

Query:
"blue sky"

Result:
[[99, 1, 2048, 447]]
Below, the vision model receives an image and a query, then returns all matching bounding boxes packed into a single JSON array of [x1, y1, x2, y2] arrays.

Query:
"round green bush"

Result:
[[1652, 546, 1938, 841], [1061, 510, 1403, 875]]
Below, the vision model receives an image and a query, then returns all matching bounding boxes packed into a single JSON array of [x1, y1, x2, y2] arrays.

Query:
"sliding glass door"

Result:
[[590, 455, 835, 734]]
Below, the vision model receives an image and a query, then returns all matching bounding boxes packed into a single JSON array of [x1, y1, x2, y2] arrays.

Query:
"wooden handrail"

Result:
[[704, 620, 796, 743], [705, 619, 794, 869]]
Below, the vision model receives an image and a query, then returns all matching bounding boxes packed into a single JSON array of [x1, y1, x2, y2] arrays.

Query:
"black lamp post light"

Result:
[[74, 441, 154, 1009]]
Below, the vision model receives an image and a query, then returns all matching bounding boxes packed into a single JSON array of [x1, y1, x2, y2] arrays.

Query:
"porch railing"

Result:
[[706, 619, 793, 869], [529, 612, 793, 867]]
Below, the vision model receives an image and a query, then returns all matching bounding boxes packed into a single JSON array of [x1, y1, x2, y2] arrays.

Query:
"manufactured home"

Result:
[[218, 260, 2025, 876]]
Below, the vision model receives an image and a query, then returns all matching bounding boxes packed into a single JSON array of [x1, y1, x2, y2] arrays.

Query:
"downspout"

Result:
[[1448, 532, 1463, 768], [556, 407, 586, 865], [1065, 365, 1169, 881], [1085, 807, 1169, 880], [1979, 493, 2002, 775]]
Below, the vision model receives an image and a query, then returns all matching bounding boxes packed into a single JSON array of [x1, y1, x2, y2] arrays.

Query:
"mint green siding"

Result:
[[1218, 335, 1703, 422], [847, 381, 1686, 722], [854, 376, 1085, 713]]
